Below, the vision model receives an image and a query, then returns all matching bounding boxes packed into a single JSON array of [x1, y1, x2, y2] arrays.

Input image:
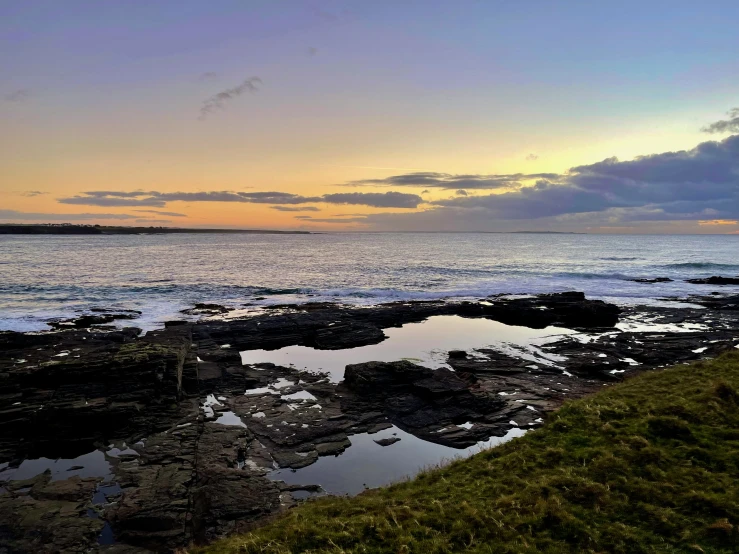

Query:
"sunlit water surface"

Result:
[[2, 233, 738, 331]]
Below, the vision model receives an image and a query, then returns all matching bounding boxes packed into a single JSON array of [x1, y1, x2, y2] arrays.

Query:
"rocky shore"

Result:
[[1, 291, 738, 552]]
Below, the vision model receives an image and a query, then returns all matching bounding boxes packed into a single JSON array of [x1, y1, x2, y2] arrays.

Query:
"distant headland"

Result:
[[0, 224, 311, 235]]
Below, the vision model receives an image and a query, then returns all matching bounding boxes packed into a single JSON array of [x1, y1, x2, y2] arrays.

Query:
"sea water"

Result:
[[1, 232, 737, 331]]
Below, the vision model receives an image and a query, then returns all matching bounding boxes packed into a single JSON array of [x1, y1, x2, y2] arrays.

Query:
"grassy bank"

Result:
[[196, 350, 739, 553]]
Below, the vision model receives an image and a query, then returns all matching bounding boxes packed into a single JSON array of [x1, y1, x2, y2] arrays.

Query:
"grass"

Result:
[[194, 350, 739, 553]]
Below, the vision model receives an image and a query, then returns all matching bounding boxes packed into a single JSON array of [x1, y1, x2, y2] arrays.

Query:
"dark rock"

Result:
[[181, 303, 232, 315], [686, 276, 739, 285], [374, 437, 401, 446], [480, 291, 621, 328], [1, 292, 737, 552], [0, 326, 194, 461], [343, 361, 504, 447], [263, 302, 341, 311], [48, 312, 139, 329], [31, 474, 100, 502], [312, 322, 386, 349], [629, 277, 673, 284], [693, 293, 739, 311], [190, 467, 281, 544], [277, 483, 323, 493], [272, 450, 319, 469], [164, 320, 189, 327], [0, 471, 104, 553], [315, 439, 352, 456], [90, 308, 142, 315]]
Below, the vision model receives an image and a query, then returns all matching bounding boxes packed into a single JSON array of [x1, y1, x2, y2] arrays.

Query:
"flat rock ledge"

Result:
[[1, 292, 738, 552]]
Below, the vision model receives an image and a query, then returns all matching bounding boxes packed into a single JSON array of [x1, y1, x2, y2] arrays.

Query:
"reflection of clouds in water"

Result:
[[241, 315, 575, 382], [269, 425, 527, 496], [214, 411, 247, 428], [0, 450, 112, 482]]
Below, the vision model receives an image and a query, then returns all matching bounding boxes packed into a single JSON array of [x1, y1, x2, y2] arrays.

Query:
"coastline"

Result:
[[1, 292, 738, 551], [3, 232, 738, 335], [0, 224, 312, 235], [197, 349, 739, 554]]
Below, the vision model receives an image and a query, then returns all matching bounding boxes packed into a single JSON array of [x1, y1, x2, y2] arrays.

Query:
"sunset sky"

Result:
[[2, 0, 739, 233]]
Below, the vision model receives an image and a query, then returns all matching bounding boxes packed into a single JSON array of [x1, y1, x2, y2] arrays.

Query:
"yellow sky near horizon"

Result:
[[3, 1, 739, 233], [0, 110, 721, 231]]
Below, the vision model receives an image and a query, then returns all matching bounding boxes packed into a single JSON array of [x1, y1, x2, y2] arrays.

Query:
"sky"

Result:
[[2, 0, 739, 233]]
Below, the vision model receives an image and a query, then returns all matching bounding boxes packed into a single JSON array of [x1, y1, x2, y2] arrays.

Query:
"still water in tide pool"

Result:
[[241, 315, 575, 382]]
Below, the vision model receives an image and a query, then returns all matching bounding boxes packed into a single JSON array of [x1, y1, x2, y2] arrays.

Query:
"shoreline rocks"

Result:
[[1, 292, 738, 552], [685, 276, 739, 285]]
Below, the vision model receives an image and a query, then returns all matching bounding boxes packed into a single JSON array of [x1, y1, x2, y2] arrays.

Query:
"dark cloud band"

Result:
[[59, 190, 423, 209], [199, 77, 262, 119], [0, 210, 141, 221], [702, 108, 739, 134], [424, 134, 739, 222], [345, 172, 558, 190]]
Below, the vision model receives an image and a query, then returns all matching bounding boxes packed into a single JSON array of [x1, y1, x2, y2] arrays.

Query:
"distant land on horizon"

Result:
[[0, 224, 311, 235], [0, 225, 592, 236]]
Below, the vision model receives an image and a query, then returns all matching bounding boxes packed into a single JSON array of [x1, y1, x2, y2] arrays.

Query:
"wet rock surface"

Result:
[[374, 437, 401, 446], [342, 361, 506, 447], [1, 291, 738, 552], [181, 303, 232, 316], [685, 275, 739, 285], [628, 277, 673, 284], [0, 470, 105, 553], [47, 311, 142, 330]]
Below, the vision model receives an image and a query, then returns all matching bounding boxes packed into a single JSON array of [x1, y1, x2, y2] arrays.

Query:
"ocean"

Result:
[[1, 232, 737, 332]]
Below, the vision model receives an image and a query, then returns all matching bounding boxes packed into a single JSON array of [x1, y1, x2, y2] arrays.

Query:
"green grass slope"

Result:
[[196, 350, 739, 553]]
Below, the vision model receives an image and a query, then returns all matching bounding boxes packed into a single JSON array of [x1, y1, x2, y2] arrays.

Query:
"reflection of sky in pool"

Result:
[[269, 425, 527, 496], [241, 315, 575, 381], [0, 449, 112, 482]]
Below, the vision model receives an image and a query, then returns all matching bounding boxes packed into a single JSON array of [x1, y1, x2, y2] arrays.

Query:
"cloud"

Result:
[[345, 171, 558, 190], [313, 132, 739, 232], [19, 190, 48, 197], [698, 219, 738, 226], [321, 192, 422, 208], [456, 189, 468, 196], [135, 218, 172, 224], [0, 210, 140, 221], [307, 47, 318, 56], [702, 108, 739, 134], [199, 77, 262, 119], [270, 206, 321, 212], [59, 191, 304, 207], [198, 72, 218, 82], [59, 196, 166, 207], [59, 190, 422, 209], [421, 190, 430, 194], [386, 133, 739, 228], [526, 153, 539, 161], [5, 89, 32, 102], [50, 124, 739, 231], [432, 181, 618, 219], [134, 209, 187, 217], [295, 216, 368, 224], [159, 191, 314, 204], [77, 190, 159, 198]]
